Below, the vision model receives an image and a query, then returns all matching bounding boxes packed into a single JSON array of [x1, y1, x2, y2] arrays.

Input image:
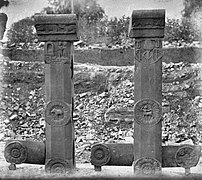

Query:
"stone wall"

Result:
[[1, 47, 202, 65]]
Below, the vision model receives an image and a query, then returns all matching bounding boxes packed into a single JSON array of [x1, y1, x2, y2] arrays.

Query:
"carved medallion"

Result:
[[175, 145, 200, 168], [4, 141, 27, 164], [135, 39, 162, 64], [46, 159, 70, 173], [134, 99, 161, 126], [134, 157, 161, 175], [45, 101, 71, 126], [91, 144, 110, 166]]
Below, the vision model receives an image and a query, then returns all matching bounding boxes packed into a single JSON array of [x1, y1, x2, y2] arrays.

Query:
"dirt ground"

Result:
[[0, 142, 202, 179]]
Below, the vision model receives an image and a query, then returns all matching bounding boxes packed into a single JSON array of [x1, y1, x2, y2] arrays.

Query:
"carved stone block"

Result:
[[129, 9, 165, 38], [44, 41, 72, 64], [134, 157, 161, 176], [135, 39, 163, 64], [4, 141, 27, 165], [134, 99, 161, 126], [34, 14, 78, 41], [175, 145, 200, 168], [45, 101, 71, 126], [45, 159, 72, 173]]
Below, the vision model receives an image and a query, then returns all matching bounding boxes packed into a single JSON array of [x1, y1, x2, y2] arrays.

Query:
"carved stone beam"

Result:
[[34, 14, 78, 173], [4, 140, 45, 170], [129, 9, 165, 176], [90, 143, 201, 175]]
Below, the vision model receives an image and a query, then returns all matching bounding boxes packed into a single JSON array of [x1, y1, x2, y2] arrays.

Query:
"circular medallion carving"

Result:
[[4, 141, 27, 164], [134, 99, 161, 126], [46, 159, 69, 173], [45, 101, 71, 126], [134, 157, 161, 175], [175, 145, 200, 168], [91, 144, 110, 166]]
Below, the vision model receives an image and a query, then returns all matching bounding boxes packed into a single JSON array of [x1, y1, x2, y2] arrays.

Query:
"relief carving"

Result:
[[134, 99, 161, 126], [91, 144, 110, 166], [134, 157, 161, 175], [45, 101, 71, 126], [35, 24, 76, 35], [132, 18, 164, 29], [175, 145, 200, 168], [46, 159, 70, 173], [44, 41, 71, 64], [4, 141, 27, 164], [135, 39, 162, 64]]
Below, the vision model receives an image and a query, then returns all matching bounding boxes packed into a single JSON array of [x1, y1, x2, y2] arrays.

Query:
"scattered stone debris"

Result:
[[0, 58, 202, 162]]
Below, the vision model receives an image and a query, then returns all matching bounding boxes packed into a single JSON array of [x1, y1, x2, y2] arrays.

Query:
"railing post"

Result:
[[0, 13, 8, 40], [34, 14, 78, 173], [129, 9, 165, 176]]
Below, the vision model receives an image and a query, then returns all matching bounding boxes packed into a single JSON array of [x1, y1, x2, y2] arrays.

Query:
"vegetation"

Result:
[[182, 0, 202, 18], [5, 0, 201, 47], [0, 0, 9, 9]]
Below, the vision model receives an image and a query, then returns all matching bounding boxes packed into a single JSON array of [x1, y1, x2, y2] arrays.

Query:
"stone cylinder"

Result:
[[90, 143, 201, 172]]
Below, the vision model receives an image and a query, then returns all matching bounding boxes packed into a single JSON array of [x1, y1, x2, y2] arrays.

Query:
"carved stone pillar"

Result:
[[34, 14, 78, 173], [129, 9, 165, 176], [0, 13, 8, 40]]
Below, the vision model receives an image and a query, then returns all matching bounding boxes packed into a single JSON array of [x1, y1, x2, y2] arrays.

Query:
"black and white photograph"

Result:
[[0, 0, 202, 179]]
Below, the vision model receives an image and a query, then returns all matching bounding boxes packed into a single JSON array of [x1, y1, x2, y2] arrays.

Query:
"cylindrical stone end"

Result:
[[91, 143, 111, 169], [4, 141, 27, 165]]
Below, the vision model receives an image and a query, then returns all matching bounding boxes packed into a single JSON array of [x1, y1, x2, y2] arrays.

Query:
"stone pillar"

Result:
[[34, 14, 78, 173], [129, 9, 165, 176], [0, 13, 8, 40]]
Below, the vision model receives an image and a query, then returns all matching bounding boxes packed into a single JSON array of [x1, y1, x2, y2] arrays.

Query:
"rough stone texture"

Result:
[[0, 13, 8, 40], [130, 9, 165, 175], [34, 14, 78, 41], [1, 47, 202, 65], [34, 14, 78, 173], [129, 9, 165, 38]]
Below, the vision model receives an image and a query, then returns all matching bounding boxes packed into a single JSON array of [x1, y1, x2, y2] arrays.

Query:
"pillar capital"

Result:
[[34, 14, 79, 42], [129, 9, 165, 38]]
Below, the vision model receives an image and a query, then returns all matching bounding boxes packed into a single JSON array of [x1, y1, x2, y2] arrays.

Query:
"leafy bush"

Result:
[[164, 18, 200, 44]]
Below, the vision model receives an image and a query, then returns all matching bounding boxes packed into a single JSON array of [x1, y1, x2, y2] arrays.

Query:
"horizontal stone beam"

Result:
[[4, 140, 45, 170], [2, 47, 202, 65], [4, 140, 201, 174], [90, 143, 201, 173]]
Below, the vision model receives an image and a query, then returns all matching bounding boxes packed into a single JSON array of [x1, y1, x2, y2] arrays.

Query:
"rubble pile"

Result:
[[0, 58, 202, 162]]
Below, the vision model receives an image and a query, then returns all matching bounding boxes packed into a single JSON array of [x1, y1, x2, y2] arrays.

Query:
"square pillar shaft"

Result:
[[34, 14, 78, 173], [129, 9, 165, 176]]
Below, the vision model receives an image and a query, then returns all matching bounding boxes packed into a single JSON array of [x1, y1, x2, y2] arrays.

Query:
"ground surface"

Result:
[[0, 141, 202, 179]]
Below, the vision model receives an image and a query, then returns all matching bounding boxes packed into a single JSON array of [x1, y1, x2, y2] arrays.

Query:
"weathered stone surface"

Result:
[[34, 14, 76, 173], [0, 13, 8, 40], [129, 9, 165, 38], [2, 47, 202, 65], [130, 9, 165, 175], [34, 14, 78, 41]]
